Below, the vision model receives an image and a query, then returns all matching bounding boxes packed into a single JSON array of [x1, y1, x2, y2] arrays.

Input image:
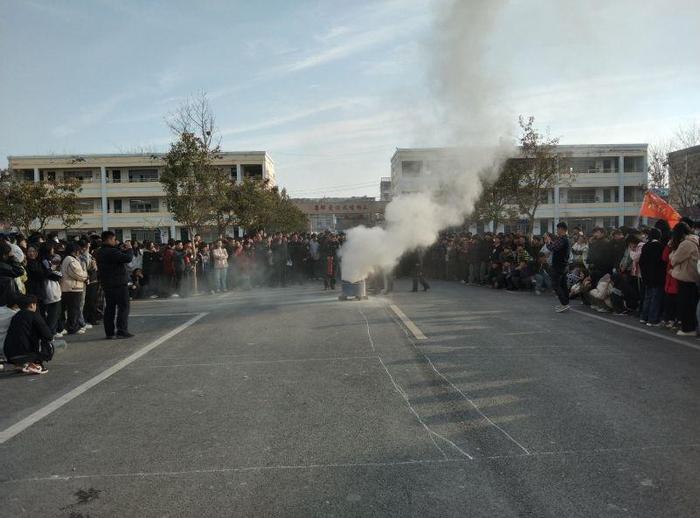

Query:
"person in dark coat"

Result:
[[545, 221, 571, 312], [586, 227, 613, 284], [409, 248, 430, 292], [94, 231, 134, 339], [639, 228, 667, 326], [3, 294, 53, 374]]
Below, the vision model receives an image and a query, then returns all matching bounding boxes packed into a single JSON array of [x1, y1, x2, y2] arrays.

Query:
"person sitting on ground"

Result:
[[129, 268, 145, 300], [3, 294, 54, 375], [533, 252, 552, 295]]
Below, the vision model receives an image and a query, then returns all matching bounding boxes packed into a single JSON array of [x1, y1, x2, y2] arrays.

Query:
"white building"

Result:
[[390, 144, 648, 234], [7, 152, 275, 241]]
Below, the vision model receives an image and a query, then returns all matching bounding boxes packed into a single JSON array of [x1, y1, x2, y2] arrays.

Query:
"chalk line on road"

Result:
[[571, 308, 700, 352], [359, 306, 473, 460], [7, 441, 700, 484], [0, 313, 208, 445], [389, 304, 427, 340], [384, 306, 531, 456]]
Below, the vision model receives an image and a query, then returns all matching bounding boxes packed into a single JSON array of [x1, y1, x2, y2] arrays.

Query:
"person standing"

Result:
[[669, 222, 699, 336], [410, 248, 430, 292], [211, 240, 229, 292], [60, 243, 88, 335], [639, 228, 666, 326], [545, 221, 571, 312], [95, 231, 134, 339]]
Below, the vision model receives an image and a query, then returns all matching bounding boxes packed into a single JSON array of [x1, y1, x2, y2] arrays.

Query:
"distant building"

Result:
[[380, 177, 392, 201], [668, 144, 700, 217], [291, 197, 387, 232], [7, 152, 275, 241], [391, 144, 648, 234]]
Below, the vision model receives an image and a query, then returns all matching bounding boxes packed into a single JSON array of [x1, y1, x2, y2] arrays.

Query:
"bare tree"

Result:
[[647, 141, 672, 190], [663, 121, 700, 213], [166, 91, 220, 151], [512, 116, 572, 237]]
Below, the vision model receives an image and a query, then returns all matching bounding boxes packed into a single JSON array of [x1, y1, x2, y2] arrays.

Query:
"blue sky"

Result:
[[1, 0, 699, 197]]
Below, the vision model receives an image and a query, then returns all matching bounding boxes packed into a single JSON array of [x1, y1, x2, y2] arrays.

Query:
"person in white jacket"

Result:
[[60, 242, 88, 335]]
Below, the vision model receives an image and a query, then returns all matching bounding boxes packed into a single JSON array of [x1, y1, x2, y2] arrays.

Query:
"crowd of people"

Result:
[[3, 218, 699, 376], [408, 218, 700, 335], [0, 230, 346, 375]]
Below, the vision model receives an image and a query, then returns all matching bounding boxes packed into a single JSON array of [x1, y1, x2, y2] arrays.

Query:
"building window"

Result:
[[131, 229, 159, 242], [63, 170, 94, 182], [623, 187, 644, 202], [567, 188, 597, 203], [539, 189, 552, 204], [129, 198, 159, 213], [569, 158, 598, 174], [567, 218, 595, 234], [402, 161, 423, 177], [623, 156, 644, 173], [77, 198, 102, 213], [602, 216, 618, 229], [40, 170, 56, 182], [603, 188, 619, 203], [624, 215, 638, 227], [241, 164, 263, 179], [601, 158, 618, 173], [128, 169, 159, 182], [112, 200, 122, 214], [110, 170, 122, 183]]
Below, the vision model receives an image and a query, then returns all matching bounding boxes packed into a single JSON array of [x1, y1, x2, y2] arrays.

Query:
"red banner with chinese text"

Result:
[[639, 191, 682, 228]]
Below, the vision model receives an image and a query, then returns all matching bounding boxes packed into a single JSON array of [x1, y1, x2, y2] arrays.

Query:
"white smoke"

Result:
[[340, 0, 513, 283]]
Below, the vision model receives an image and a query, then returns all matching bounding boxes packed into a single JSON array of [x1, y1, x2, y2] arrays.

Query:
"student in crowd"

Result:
[[211, 240, 229, 292], [545, 222, 571, 313], [3, 294, 53, 375], [59, 242, 88, 335], [669, 222, 699, 336], [639, 228, 666, 326], [95, 230, 134, 340]]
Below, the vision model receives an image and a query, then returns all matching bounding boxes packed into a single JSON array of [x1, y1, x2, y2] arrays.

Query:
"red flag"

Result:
[[639, 191, 682, 228]]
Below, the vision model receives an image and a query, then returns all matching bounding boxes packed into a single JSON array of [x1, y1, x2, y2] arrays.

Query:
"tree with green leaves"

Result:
[[268, 187, 309, 233], [472, 163, 519, 232], [160, 131, 228, 236], [0, 173, 82, 235], [512, 116, 571, 236]]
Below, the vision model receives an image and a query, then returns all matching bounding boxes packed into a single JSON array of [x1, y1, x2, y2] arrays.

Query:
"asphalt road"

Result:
[[1, 280, 700, 517]]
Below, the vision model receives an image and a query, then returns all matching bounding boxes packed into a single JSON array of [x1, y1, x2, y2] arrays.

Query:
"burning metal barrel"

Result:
[[339, 279, 367, 300]]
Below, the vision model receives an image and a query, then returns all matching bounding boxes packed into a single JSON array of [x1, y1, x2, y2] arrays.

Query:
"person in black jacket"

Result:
[[3, 294, 53, 374], [545, 221, 571, 312], [94, 231, 134, 340], [639, 228, 666, 326], [0, 242, 25, 304], [587, 228, 613, 284]]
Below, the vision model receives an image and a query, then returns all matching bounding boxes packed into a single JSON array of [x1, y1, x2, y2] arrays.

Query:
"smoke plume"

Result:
[[340, 0, 512, 282]]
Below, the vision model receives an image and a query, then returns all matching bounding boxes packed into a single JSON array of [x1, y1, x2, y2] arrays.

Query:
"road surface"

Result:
[[2, 280, 699, 517]]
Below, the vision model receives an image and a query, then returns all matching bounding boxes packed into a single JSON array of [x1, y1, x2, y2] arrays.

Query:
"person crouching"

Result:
[[3, 294, 54, 374]]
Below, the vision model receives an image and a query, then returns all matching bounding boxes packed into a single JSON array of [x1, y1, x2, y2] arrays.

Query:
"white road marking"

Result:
[[130, 313, 201, 317], [359, 306, 472, 460], [0, 313, 207, 445], [385, 306, 531, 456], [358, 307, 376, 352], [570, 308, 700, 352], [389, 304, 427, 340]]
